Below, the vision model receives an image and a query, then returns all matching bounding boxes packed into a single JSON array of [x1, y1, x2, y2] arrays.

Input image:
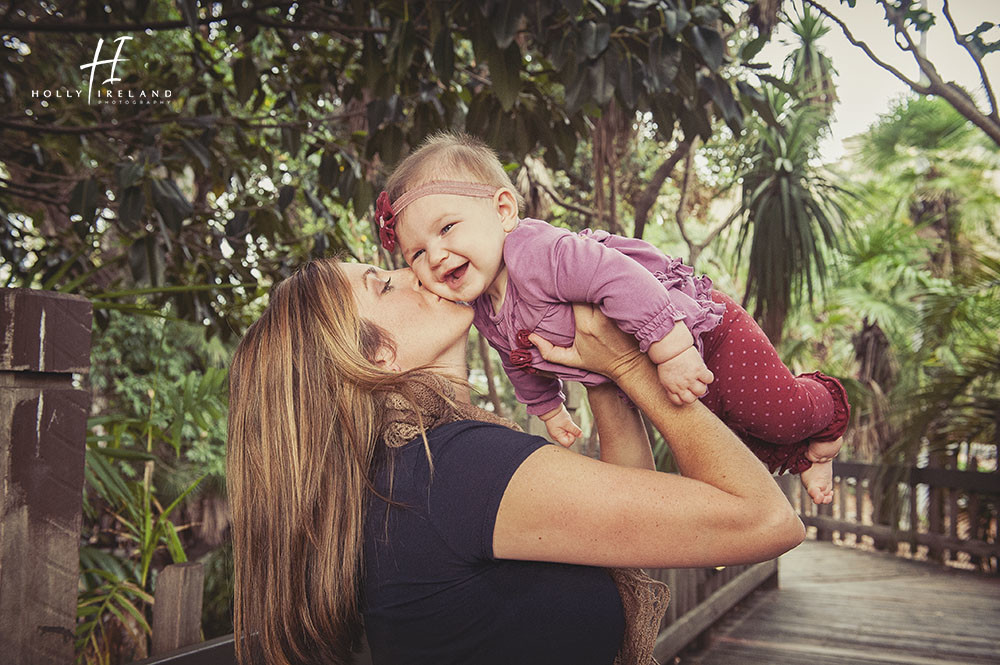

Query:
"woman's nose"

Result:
[[394, 268, 422, 292]]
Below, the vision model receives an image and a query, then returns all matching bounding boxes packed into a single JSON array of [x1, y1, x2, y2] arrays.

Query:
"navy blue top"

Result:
[[363, 420, 625, 664]]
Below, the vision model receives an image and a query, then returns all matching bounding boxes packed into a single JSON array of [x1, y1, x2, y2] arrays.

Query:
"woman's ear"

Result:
[[373, 347, 402, 373], [494, 187, 520, 233]]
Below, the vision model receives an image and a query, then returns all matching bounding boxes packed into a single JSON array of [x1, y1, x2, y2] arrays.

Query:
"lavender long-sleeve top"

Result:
[[473, 219, 725, 416]]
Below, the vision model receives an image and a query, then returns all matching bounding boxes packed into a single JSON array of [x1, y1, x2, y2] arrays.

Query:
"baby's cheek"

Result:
[[424, 279, 456, 301]]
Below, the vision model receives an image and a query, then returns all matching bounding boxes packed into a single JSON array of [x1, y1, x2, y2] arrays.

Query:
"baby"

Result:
[[376, 133, 848, 504]]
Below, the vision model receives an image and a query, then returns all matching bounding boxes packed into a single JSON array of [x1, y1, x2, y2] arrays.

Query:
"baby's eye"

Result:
[[441, 223, 455, 234], [411, 249, 424, 261]]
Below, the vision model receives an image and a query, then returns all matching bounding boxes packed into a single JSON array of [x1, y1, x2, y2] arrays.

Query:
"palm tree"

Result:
[[785, 3, 838, 114], [845, 95, 1000, 466], [737, 91, 846, 343], [735, 6, 846, 344], [854, 95, 996, 277]]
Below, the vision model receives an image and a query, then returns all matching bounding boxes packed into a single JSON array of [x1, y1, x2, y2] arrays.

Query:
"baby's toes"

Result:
[[808, 484, 828, 505]]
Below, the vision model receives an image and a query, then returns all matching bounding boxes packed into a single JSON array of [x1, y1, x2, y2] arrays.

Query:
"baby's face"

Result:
[[396, 190, 512, 303]]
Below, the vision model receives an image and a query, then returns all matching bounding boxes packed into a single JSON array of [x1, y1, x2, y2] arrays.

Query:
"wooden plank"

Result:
[[816, 497, 833, 542], [801, 515, 999, 559], [132, 634, 375, 665], [152, 563, 206, 655], [131, 635, 236, 665], [662, 568, 678, 625], [0, 289, 92, 665], [968, 491, 983, 568], [652, 559, 777, 663], [689, 540, 1000, 665], [835, 476, 844, 522], [947, 487, 960, 563], [0, 289, 93, 373], [834, 460, 1000, 496], [855, 478, 864, 525]]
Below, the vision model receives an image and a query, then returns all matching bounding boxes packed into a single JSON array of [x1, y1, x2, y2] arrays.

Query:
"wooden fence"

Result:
[[132, 562, 779, 665], [1, 289, 779, 665], [1, 289, 92, 665], [10, 287, 995, 664], [649, 560, 778, 662], [781, 459, 999, 572]]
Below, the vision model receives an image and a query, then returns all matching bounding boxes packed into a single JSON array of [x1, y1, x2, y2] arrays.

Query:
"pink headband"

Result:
[[375, 180, 498, 251]]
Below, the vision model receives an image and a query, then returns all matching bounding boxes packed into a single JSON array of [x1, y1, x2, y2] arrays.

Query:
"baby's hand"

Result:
[[539, 405, 583, 448], [656, 346, 714, 406]]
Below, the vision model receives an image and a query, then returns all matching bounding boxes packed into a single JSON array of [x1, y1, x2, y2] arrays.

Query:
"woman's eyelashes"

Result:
[[380, 276, 392, 294]]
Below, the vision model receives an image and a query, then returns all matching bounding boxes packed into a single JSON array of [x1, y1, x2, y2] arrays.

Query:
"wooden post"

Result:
[[816, 499, 834, 542], [927, 453, 945, 562], [151, 562, 205, 655], [0, 289, 92, 665]]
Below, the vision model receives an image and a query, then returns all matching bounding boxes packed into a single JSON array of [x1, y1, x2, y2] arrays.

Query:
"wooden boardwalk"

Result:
[[680, 539, 1000, 665]]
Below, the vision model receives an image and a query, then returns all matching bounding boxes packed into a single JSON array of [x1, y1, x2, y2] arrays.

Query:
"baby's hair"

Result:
[[385, 131, 525, 212]]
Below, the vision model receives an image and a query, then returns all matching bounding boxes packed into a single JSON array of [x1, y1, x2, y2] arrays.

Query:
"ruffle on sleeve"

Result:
[[634, 257, 725, 353], [797, 371, 851, 442]]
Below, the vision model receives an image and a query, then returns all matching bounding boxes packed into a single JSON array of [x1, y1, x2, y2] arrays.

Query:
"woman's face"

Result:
[[343, 262, 475, 372]]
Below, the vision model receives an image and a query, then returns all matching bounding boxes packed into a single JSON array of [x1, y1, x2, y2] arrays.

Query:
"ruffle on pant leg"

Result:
[[797, 371, 850, 443], [744, 436, 813, 475], [741, 372, 849, 474]]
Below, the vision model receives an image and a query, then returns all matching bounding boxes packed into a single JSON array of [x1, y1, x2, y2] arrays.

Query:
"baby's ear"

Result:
[[495, 188, 520, 232]]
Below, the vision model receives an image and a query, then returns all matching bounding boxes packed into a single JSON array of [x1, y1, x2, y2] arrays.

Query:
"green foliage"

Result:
[[76, 566, 154, 665], [737, 93, 848, 341], [79, 310, 230, 662], [2, 0, 763, 339], [831, 94, 1000, 464]]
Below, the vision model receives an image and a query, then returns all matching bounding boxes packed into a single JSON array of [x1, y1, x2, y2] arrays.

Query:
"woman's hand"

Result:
[[528, 303, 644, 381]]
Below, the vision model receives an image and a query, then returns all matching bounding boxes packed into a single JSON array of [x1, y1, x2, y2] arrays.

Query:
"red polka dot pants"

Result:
[[699, 291, 850, 473]]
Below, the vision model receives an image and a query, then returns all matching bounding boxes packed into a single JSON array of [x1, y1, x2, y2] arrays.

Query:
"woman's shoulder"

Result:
[[384, 420, 549, 483], [425, 419, 544, 453]]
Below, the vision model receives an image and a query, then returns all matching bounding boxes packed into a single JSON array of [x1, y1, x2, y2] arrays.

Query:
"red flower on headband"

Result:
[[376, 191, 396, 251]]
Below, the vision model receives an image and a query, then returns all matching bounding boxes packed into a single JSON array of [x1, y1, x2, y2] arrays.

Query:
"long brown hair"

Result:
[[227, 258, 445, 664]]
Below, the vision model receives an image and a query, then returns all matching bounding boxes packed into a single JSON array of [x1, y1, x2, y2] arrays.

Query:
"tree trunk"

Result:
[[477, 332, 505, 418], [632, 141, 691, 240]]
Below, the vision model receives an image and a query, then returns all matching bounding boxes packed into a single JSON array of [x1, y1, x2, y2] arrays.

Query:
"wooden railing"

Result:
[[0, 291, 779, 664], [781, 460, 999, 572], [133, 561, 780, 665], [648, 560, 778, 662]]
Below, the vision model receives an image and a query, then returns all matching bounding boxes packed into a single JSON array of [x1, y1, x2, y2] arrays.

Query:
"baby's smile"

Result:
[[443, 262, 469, 288]]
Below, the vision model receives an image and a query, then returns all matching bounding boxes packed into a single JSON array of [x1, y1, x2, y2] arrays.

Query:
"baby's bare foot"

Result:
[[807, 437, 842, 464], [801, 460, 834, 505]]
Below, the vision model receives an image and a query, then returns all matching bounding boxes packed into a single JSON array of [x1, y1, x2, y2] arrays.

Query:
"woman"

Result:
[[227, 259, 804, 665]]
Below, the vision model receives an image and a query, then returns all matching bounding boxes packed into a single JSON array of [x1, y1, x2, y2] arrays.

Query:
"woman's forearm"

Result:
[[586, 383, 655, 471], [612, 353, 789, 505]]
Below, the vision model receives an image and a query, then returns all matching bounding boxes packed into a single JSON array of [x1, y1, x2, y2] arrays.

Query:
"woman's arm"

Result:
[[585, 383, 655, 471], [494, 306, 805, 569]]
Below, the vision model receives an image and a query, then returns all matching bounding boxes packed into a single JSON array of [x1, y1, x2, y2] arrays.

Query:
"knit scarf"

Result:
[[379, 374, 670, 665]]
